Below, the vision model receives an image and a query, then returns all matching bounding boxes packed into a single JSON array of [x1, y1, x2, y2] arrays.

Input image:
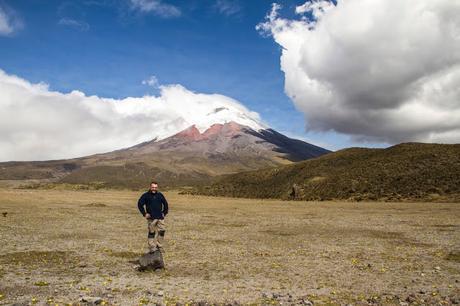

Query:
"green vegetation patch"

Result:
[[33, 281, 49, 286], [445, 251, 460, 263], [261, 228, 300, 237], [0, 250, 77, 268], [108, 251, 143, 258], [83, 202, 108, 207]]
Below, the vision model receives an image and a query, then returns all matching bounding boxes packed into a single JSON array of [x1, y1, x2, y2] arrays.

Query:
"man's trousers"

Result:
[[147, 218, 165, 252]]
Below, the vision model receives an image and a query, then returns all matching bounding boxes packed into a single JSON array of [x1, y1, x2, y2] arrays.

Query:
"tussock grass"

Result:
[[445, 252, 460, 263], [195, 143, 460, 202]]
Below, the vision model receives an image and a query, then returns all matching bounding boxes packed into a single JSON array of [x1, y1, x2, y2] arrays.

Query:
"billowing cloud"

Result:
[[0, 70, 265, 161], [0, 4, 22, 36], [257, 0, 460, 144], [129, 0, 181, 18]]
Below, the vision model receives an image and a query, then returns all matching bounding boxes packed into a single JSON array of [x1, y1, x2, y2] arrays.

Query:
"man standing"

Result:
[[137, 181, 169, 254]]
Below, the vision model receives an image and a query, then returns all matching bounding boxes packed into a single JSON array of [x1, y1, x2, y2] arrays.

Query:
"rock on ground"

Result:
[[138, 250, 164, 271]]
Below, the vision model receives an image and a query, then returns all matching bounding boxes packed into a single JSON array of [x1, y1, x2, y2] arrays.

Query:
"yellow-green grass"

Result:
[[0, 188, 459, 305]]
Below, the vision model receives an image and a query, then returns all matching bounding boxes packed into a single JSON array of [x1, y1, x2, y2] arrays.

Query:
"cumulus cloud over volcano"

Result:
[[0, 70, 265, 161], [258, 0, 460, 144]]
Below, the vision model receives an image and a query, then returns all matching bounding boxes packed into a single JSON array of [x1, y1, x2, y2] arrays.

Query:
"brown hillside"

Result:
[[194, 143, 460, 202]]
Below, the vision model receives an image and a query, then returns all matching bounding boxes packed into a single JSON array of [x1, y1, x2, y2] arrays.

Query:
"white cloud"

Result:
[[214, 0, 241, 17], [0, 5, 22, 36], [257, 0, 460, 144], [142, 75, 159, 88], [0, 69, 265, 161], [58, 17, 90, 31], [129, 0, 181, 18], [295, 0, 333, 17]]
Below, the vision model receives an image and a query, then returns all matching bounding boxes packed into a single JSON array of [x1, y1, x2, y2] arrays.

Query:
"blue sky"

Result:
[[2, 0, 459, 162], [5, 0, 433, 153]]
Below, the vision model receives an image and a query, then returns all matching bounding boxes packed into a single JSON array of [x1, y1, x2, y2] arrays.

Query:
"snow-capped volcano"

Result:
[[0, 121, 331, 188]]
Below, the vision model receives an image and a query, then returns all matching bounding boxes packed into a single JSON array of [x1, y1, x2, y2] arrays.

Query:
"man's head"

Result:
[[150, 181, 158, 193]]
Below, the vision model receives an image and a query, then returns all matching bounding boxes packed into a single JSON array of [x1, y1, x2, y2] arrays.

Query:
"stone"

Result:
[[79, 296, 103, 305], [301, 299, 313, 306], [138, 250, 165, 271], [406, 294, 416, 303]]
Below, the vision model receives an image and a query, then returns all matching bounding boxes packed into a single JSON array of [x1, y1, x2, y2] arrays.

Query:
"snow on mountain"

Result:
[[146, 85, 267, 140]]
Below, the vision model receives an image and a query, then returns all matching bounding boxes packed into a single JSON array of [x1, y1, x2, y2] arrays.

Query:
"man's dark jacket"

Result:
[[137, 191, 169, 219]]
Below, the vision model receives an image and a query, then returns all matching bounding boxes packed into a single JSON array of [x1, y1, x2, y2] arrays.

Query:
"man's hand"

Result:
[[145, 213, 151, 219]]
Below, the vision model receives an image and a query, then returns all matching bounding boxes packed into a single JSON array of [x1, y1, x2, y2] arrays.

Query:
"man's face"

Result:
[[150, 183, 158, 192]]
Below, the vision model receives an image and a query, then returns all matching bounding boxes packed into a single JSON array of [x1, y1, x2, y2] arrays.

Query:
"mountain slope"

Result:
[[0, 122, 330, 188], [194, 143, 460, 202]]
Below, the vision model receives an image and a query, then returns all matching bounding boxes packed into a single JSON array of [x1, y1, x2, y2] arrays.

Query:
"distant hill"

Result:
[[0, 121, 330, 189], [193, 143, 460, 202]]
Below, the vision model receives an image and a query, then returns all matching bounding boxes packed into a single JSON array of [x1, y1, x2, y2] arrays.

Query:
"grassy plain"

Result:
[[0, 188, 459, 305]]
